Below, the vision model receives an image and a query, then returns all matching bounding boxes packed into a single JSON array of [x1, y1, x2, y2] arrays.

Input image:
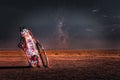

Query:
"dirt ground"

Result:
[[0, 50, 120, 80]]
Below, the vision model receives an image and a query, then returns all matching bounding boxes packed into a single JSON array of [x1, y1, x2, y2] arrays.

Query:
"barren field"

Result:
[[0, 49, 120, 80]]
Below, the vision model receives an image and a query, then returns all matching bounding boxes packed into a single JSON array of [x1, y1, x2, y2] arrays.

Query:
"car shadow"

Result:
[[0, 66, 31, 69]]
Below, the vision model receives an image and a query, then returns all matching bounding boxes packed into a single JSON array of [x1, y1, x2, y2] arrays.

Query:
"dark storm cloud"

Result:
[[0, 0, 120, 49]]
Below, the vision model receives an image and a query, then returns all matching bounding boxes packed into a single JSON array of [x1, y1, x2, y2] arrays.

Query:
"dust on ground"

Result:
[[0, 50, 120, 80]]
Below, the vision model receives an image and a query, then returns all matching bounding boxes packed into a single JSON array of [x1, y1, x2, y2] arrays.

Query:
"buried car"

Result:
[[18, 26, 49, 68]]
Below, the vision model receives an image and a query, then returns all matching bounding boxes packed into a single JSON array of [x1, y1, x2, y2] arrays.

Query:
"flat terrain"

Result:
[[0, 50, 120, 80]]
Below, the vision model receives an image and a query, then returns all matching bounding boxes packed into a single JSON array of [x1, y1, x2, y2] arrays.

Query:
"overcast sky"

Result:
[[0, 0, 120, 49]]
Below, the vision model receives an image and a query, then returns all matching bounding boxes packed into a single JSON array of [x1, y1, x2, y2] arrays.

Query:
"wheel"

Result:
[[39, 52, 49, 68], [36, 43, 49, 68]]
